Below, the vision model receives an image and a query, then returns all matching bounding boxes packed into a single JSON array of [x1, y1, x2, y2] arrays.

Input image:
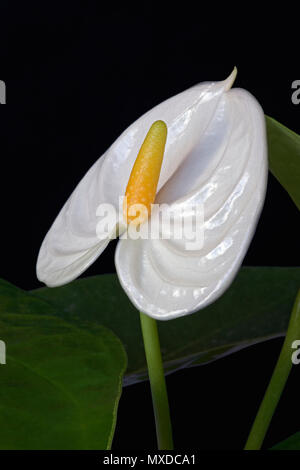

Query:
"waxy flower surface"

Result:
[[37, 69, 268, 320]]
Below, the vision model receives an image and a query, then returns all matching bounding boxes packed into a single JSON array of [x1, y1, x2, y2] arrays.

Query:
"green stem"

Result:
[[139, 312, 174, 450], [244, 289, 300, 450]]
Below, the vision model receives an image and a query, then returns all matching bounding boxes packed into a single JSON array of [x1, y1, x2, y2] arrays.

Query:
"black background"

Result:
[[0, 2, 299, 450]]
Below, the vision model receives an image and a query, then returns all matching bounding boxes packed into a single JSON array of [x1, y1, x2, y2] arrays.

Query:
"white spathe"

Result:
[[37, 69, 268, 320]]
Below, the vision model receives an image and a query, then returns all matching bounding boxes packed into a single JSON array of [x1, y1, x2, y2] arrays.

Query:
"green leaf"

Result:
[[30, 267, 300, 385], [0, 279, 127, 449], [271, 432, 300, 450], [266, 115, 300, 211]]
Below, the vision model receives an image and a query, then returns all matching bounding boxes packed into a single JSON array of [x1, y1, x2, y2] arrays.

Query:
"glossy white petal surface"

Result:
[[37, 70, 238, 287], [115, 86, 268, 320], [36, 156, 118, 286]]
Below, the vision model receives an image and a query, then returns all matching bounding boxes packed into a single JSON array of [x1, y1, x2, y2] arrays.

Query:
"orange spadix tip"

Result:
[[124, 120, 167, 225]]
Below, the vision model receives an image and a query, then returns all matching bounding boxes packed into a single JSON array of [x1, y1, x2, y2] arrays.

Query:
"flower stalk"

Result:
[[139, 312, 174, 450], [244, 289, 300, 450]]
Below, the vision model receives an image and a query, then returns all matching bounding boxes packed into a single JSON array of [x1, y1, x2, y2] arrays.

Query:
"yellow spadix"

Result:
[[124, 120, 167, 225]]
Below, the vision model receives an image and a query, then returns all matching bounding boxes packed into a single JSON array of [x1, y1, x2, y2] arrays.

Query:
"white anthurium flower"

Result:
[[37, 68, 268, 320]]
